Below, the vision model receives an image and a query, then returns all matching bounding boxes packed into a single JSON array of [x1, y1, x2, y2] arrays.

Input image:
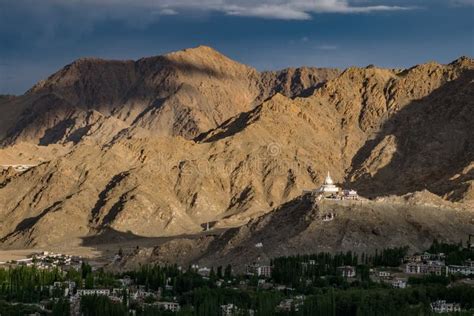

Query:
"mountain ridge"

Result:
[[0, 47, 472, 251], [1, 46, 341, 145]]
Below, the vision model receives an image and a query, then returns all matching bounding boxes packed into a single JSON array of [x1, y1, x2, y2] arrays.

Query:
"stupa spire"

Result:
[[325, 171, 334, 185]]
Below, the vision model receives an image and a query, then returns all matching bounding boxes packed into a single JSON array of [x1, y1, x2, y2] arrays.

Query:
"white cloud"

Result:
[[156, 8, 179, 16], [46, 0, 413, 20], [224, 4, 312, 20]]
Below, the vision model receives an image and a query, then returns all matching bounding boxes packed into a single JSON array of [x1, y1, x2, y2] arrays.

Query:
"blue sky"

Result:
[[0, 0, 473, 95]]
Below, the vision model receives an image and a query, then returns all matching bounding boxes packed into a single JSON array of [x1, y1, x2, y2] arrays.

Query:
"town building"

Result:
[[342, 189, 359, 200], [16, 258, 34, 266], [378, 271, 391, 278], [405, 261, 445, 275], [391, 278, 407, 289], [404, 254, 423, 263], [446, 264, 474, 276], [404, 252, 446, 263], [257, 266, 272, 278], [337, 266, 356, 278], [118, 276, 133, 287], [302, 260, 317, 272], [221, 304, 239, 316], [430, 300, 461, 313], [112, 288, 129, 296], [52, 281, 76, 297], [246, 263, 266, 276], [197, 267, 211, 277], [77, 289, 111, 296], [155, 302, 180, 312], [14, 251, 83, 271], [277, 299, 295, 312], [131, 289, 158, 301], [277, 296, 305, 312]]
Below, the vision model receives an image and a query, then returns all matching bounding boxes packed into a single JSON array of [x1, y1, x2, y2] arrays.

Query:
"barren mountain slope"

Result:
[[0, 93, 347, 247], [199, 57, 474, 202], [0, 48, 472, 250], [0, 46, 339, 145], [260, 67, 340, 98], [116, 192, 474, 270], [344, 58, 474, 201]]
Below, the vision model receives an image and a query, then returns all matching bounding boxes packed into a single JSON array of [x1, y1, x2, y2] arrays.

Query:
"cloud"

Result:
[[224, 4, 312, 20], [155, 8, 179, 16], [40, 0, 413, 20]]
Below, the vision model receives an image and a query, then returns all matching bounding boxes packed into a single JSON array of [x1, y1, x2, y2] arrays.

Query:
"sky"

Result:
[[0, 0, 473, 95]]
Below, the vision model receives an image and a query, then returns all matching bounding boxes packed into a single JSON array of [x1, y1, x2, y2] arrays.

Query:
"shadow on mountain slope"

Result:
[[194, 106, 261, 143], [0, 55, 239, 146], [347, 68, 474, 199]]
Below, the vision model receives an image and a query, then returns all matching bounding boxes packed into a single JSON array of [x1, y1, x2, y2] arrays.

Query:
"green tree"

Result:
[[224, 264, 232, 279], [52, 298, 70, 316]]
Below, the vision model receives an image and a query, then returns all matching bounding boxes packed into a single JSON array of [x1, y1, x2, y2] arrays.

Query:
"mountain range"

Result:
[[0, 46, 472, 260]]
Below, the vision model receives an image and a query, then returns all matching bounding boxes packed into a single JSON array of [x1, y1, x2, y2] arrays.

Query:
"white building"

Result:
[[447, 265, 474, 276], [343, 189, 358, 200], [337, 266, 356, 278], [277, 299, 294, 312], [430, 300, 461, 313], [16, 258, 33, 265], [378, 271, 391, 278], [318, 172, 340, 196], [53, 281, 76, 297], [391, 279, 407, 289], [198, 267, 211, 277], [277, 296, 305, 312], [118, 276, 132, 287], [406, 261, 445, 275], [131, 289, 157, 301], [77, 289, 110, 296], [221, 304, 239, 316], [257, 266, 272, 278], [156, 302, 180, 312]]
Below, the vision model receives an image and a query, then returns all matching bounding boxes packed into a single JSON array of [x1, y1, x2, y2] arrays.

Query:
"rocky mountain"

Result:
[[0, 46, 339, 145], [116, 191, 474, 270], [0, 47, 472, 254]]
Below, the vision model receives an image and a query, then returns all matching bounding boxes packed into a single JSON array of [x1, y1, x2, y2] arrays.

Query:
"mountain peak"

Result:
[[164, 45, 230, 61], [450, 55, 474, 67], [183, 45, 221, 54]]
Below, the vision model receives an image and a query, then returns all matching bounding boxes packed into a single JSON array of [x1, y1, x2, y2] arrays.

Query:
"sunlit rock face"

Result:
[[0, 47, 472, 248]]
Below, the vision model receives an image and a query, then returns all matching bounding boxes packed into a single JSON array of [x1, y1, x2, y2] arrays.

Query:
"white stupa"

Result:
[[318, 171, 340, 195]]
